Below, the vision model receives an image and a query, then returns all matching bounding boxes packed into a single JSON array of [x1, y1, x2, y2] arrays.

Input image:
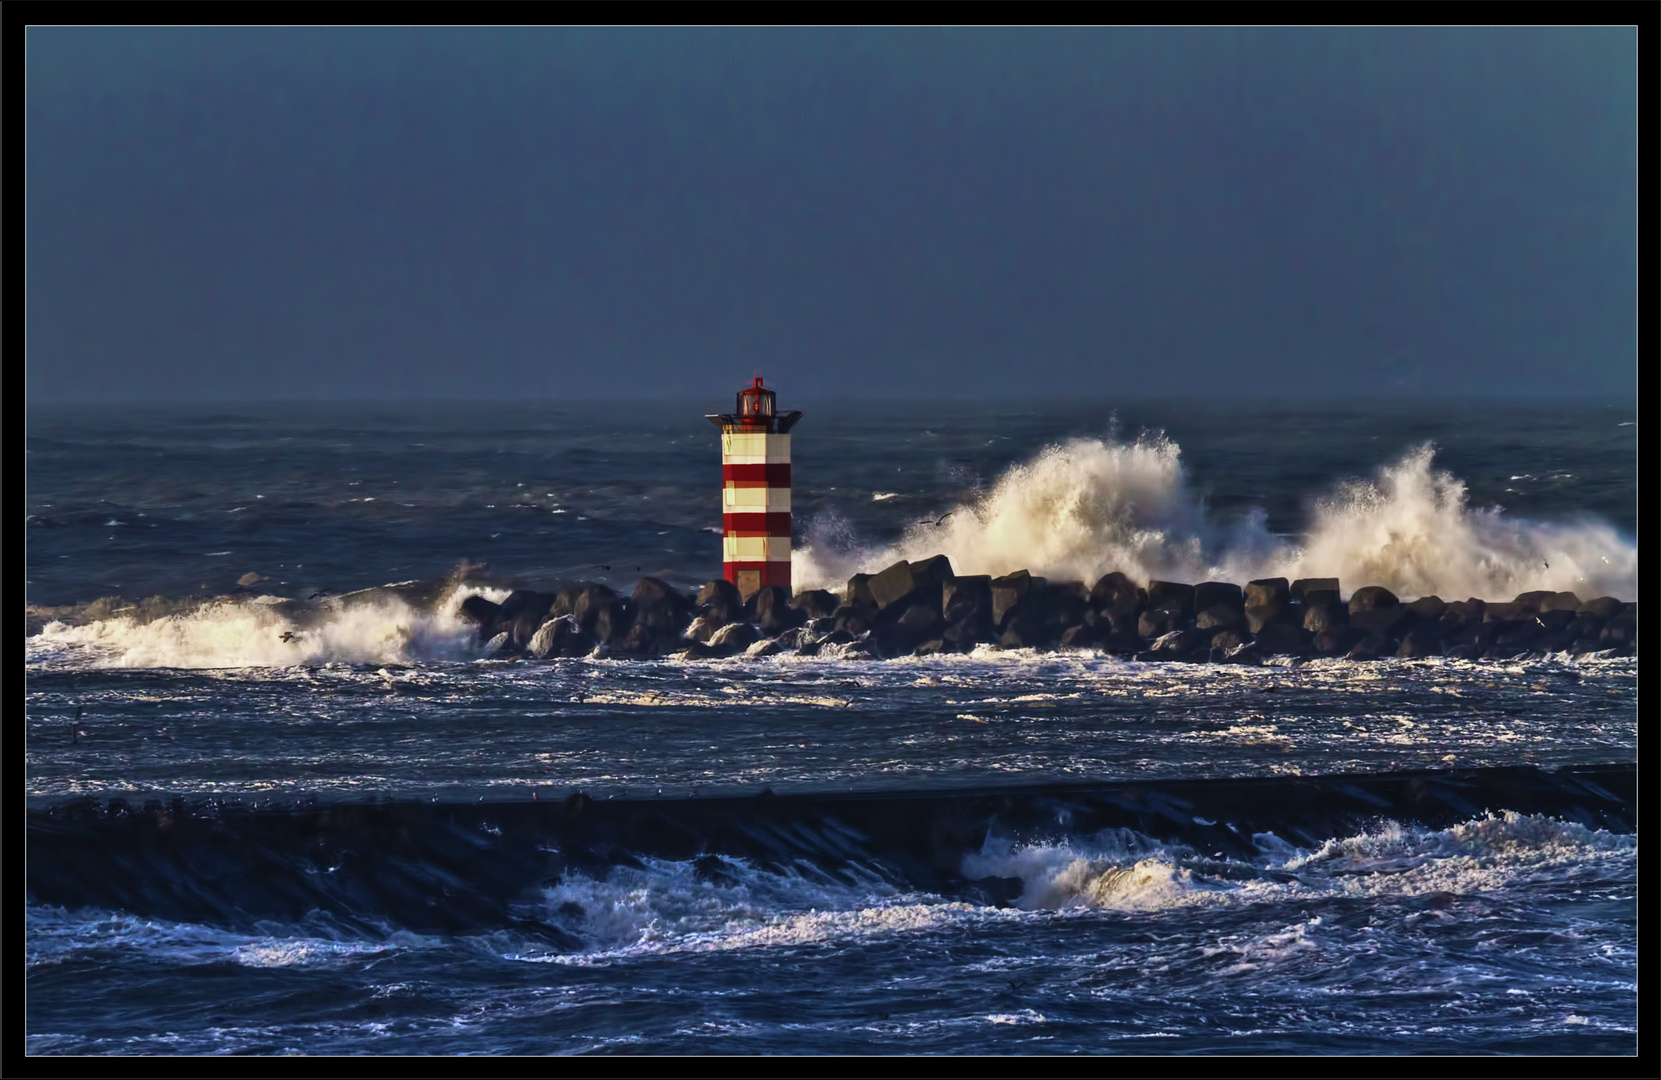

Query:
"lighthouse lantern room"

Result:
[[707, 377, 802, 599]]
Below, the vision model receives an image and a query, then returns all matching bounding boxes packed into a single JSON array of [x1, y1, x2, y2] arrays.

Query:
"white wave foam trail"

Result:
[[793, 437, 1636, 601], [962, 812, 1636, 914], [27, 584, 510, 670]]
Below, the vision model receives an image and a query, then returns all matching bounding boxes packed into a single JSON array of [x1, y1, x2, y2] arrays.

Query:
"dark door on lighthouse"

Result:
[[736, 569, 760, 597]]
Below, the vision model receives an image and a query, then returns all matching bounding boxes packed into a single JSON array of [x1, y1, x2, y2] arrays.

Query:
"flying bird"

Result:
[[308, 589, 332, 600], [917, 512, 954, 527]]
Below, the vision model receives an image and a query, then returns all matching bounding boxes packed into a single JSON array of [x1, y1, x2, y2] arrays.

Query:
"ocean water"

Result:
[[25, 399, 1637, 1055]]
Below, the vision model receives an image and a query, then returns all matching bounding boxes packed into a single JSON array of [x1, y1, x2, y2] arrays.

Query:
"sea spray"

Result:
[[28, 582, 510, 670], [794, 437, 1637, 601], [1275, 445, 1636, 601]]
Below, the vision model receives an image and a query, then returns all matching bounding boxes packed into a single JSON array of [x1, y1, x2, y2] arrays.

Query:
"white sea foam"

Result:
[[793, 437, 1636, 601], [964, 811, 1635, 915], [26, 584, 509, 670]]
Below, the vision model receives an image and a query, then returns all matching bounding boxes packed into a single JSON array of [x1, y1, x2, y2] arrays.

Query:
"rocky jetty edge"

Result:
[[459, 558, 1637, 664]]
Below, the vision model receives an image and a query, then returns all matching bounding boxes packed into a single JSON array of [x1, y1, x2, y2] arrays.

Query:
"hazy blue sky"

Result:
[[25, 27, 1635, 402]]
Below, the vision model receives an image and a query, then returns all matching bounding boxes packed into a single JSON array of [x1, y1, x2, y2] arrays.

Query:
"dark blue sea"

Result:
[[25, 399, 1637, 1055]]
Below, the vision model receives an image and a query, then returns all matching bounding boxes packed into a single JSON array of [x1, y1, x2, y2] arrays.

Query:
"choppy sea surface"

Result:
[[25, 399, 1637, 1055]]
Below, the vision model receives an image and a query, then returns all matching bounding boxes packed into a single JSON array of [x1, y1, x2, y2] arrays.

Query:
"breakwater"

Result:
[[458, 560, 1637, 664]]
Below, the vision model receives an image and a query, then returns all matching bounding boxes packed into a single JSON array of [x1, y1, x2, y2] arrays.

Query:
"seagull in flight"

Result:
[[917, 512, 954, 527]]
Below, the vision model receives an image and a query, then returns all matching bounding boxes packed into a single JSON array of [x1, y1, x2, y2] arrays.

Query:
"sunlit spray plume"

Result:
[[795, 433, 1253, 590], [794, 438, 1636, 601], [1274, 445, 1636, 601]]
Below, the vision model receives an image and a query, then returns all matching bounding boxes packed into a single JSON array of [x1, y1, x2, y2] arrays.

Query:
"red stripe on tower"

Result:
[[706, 377, 802, 599]]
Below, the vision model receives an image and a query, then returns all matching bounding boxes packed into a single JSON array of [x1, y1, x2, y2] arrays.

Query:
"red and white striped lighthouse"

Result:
[[707, 377, 802, 599]]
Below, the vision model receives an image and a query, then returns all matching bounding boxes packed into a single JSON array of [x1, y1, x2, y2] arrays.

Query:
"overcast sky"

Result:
[[25, 27, 1635, 403]]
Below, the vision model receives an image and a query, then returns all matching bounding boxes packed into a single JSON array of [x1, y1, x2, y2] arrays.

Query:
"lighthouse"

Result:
[[707, 377, 802, 599]]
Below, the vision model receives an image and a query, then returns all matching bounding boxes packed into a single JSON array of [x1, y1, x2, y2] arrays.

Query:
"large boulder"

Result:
[[1138, 607, 1180, 640], [623, 620, 675, 657], [1301, 588, 1342, 611], [459, 595, 501, 636], [1100, 614, 1142, 654], [1599, 614, 1637, 646], [868, 560, 925, 611], [1290, 578, 1339, 604], [1350, 606, 1414, 636], [942, 576, 994, 636], [832, 603, 878, 637], [909, 554, 956, 589], [1566, 612, 1607, 640], [998, 612, 1046, 650], [1303, 601, 1347, 634], [1534, 609, 1575, 634], [1193, 581, 1243, 613], [1150, 630, 1193, 655], [942, 616, 987, 650], [571, 585, 620, 634], [1577, 596, 1623, 620], [528, 615, 570, 658], [1244, 578, 1290, 608], [683, 612, 725, 643], [696, 579, 745, 626], [1312, 627, 1358, 656], [1195, 605, 1244, 632], [1346, 634, 1395, 661], [1348, 586, 1399, 615], [1435, 611, 1473, 642], [1045, 581, 1089, 636], [845, 573, 877, 609], [1494, 621, 1541, 650], [530, 615, 592, 659], [1145, 581, 1195, 619], [750, 585, 804, 634], [1482, 601, 1531, 623], [706, 621, 761, 655], [1538, 591, 1582, 613], [1446, 599, 1485, 622], [1058, 625, 1097, 650], [1253, 621, 1306, 656], [1395, 627, 1441, 659], [1245, 602, 1295, 634], [1510, 591, 1555, 615], [1209, 628, 1247, 652], [991, 571, 1047, 629], [631, 578, 694, 640], [591, 598, 634, 645], [876, 601, 944, 656], [1089, 572, 1143, 616], [1405, 596, 1447, 620], [493, 589, 558, 650], [789, 589, 841, 620]]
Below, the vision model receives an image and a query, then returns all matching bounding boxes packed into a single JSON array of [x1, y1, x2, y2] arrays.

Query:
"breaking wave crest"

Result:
[[793, 438, 1636, 601], [26, 584, 510, 670], [963, 811, 1636, 914]]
